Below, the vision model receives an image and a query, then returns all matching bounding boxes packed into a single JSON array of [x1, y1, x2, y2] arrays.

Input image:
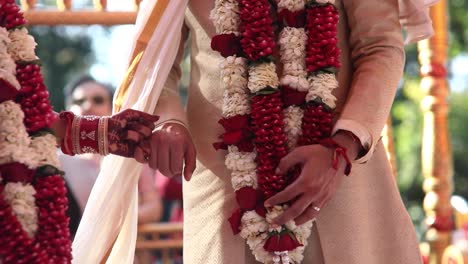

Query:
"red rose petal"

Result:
[[0, 162, 35, 183], [228, 208, 243, 235], [0, 78, 19, 103], [235, 187, 258, 211], [211, 33, 242, 58]]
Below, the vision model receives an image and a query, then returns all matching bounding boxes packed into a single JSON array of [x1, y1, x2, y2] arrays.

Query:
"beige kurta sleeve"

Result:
[[152, 22, 190, 126], [334, 0, 405, 163]]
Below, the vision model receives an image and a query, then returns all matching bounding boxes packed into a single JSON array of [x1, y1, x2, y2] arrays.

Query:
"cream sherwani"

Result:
[[153, 0, 422, 263]]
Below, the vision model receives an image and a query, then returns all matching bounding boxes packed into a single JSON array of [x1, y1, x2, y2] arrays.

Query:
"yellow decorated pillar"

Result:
[[418, 0, 454, 263]]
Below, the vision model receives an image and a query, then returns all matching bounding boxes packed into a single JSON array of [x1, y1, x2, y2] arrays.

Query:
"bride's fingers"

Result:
[[127, 122, 152, 138], [124, 130, 142, 143], [108, 141, 135, 158]]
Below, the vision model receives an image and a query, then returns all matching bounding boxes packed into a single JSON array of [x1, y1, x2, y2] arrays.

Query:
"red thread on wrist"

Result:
[[319, 138, 352, 176]]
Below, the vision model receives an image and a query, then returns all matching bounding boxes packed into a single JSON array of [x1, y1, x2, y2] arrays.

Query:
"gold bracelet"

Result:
[[154, 119, 188, 130], [71, 115, 82, 155], [102, 117, 109, 155], [98, 117, 106, 155]]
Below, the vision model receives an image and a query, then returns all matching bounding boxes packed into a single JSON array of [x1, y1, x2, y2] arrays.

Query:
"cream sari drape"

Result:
[[71, 0, 188, 263], [70, 0, 436, 263]]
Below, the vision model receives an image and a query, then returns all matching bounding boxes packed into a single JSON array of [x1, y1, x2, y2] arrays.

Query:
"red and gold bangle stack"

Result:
[[98, 116, 110, 156], [59, 111, 109, 156]]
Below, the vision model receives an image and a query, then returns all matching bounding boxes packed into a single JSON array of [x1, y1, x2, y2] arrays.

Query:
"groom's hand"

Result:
[[148, 122, 196, 181]]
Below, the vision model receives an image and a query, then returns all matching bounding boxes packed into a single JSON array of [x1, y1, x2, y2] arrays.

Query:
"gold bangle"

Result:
[[154, 119, 187, 131], [71, 115, 82, 155], [103, 117, 109, 155]]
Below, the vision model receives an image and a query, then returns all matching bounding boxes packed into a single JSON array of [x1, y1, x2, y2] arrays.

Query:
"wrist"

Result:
[[332, 130, 361, 161]]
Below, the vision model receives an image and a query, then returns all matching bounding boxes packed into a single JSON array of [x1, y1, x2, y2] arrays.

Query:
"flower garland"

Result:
[[0, 0, 72, 262], [211, 0, 343, 263]]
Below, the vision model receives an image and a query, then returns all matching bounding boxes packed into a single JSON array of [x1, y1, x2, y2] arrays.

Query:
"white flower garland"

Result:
[[277, 0, 306, 12], [7, 28, 38, 62], [30, 133, 61, 169], [240, 211, 269, 239], [3, 182, 38, 238], [210, 0, 241, 34], [248, 62, 279, 93], [213, 0, 272, 262], [213, 0, 342, 262], [225, 146, 257, 172], [222, 91, 251, 118], [231, 169, 257, 190], [0, 22, 61, 248], [306, 73, 338, 108], [221, 56, 250, 117], [278, 27, 308, 92], [221, 56, 249, 94], [282, 106, 304, 150], [0, 101, 34, 167], [316, 0, 335, 4], [0, 27, 20, 89]]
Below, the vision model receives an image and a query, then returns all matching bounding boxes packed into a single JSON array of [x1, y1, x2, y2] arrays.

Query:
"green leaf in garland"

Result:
[[16, 59, 42, 67], [255, 87, 278, 96], [308, 98, 334, 112], [36, 165, 65, 177], [30, 128, 56, 138]]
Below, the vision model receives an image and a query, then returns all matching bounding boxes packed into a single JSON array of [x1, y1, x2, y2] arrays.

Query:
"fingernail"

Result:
[[275, 168, 281, 174], [264, 201, 271, 207]]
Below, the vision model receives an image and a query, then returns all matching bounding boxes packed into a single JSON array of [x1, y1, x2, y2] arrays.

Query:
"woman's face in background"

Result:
[[69, 82, 112, 116]]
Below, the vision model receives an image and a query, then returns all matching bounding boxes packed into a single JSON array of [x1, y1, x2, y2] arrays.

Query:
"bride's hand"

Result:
[[264, 132, 359, 225], [107, 109, 159, 159], [148, 122, 197, 181]]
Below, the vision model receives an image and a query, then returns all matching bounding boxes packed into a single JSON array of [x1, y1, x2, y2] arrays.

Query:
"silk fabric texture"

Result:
[[71, 0, 438, 263]]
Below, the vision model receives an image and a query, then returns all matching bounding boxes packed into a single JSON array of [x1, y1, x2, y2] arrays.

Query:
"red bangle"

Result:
[[319, 138, 352, 176], [59, 112, 109, 155], [59, 111, 75, 155], [76, 115, 100, 154]]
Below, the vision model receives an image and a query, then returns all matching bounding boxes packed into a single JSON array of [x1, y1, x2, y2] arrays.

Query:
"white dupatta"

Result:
[[71, 0, 188, 263], [70, 0, 437, 263]]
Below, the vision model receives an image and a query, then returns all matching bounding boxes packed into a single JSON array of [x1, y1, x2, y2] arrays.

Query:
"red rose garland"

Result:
[[297, 3, 339, 146], [34, 175, 72, 263], [212, 0, 353, 263], [251, 92, 289, 198], [16, 64, 56, 133], [0, 0, 72, 263]]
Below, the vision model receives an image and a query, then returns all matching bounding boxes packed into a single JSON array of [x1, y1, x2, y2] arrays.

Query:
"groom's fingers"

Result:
[[183, 144, 197, 181], [170, 145, 184, 177], [148, 133, 159, 170], [157, 143, 171, 177]]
